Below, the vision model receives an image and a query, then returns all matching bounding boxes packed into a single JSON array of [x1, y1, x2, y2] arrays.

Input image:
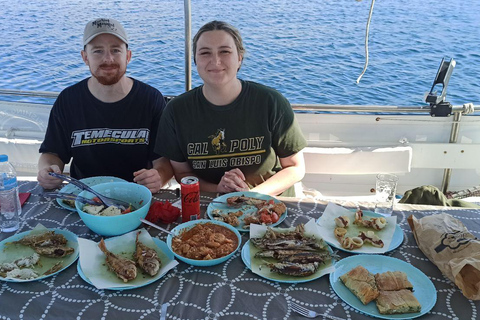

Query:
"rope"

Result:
[[462, 103, 475, 114], [356, 0, 376, 84]]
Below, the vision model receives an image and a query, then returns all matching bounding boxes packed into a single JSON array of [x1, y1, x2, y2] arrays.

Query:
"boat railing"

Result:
[[0, 88, 474, 114], [0, 89, 59, 99]]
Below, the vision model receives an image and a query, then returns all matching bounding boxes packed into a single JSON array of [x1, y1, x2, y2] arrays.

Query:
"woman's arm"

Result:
[[170, 161, 248, 194], [249, 150, 306, 196]]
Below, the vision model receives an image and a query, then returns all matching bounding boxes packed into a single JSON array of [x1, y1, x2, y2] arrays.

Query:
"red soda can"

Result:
[[181, 176, 200, 222]]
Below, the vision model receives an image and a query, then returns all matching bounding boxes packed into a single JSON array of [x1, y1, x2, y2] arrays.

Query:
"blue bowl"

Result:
[[166, 219, 242, 267], [75, 182, 152, 236]]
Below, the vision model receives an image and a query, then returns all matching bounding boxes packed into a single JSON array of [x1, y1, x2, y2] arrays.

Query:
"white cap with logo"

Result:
[[83, 18, 128, 46]]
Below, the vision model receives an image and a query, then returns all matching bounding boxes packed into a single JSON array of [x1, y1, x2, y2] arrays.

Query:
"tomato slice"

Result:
[[271, 212, 279, 223], [260, 212, 273, 224], [122, 206, 133, 214]]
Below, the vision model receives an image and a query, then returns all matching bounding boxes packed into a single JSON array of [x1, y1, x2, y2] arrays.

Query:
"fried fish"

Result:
[[33, 245, 75, 258], [264, 261, 320, 277], [11, 231, 68, 247], [98, 238, 137, 282], [134, 231, 161, 277]]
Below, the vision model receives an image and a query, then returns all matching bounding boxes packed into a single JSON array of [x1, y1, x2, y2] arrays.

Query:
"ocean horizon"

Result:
[[1, 0, 479, 106]]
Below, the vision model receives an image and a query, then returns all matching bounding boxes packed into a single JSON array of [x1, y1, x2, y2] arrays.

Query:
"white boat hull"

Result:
[[2, 100, 479, 196]]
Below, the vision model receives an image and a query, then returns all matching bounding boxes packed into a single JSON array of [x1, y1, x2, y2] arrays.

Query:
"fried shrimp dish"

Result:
[[171, 223, 238, 260], [333, 210, 386, 250]]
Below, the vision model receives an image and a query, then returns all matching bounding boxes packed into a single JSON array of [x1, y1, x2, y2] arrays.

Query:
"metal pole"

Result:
[[184, 0, 192, 92], [441, 111, 462, 193]]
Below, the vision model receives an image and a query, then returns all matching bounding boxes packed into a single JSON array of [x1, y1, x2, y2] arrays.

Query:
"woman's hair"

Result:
[[193, 20, 246, 66]]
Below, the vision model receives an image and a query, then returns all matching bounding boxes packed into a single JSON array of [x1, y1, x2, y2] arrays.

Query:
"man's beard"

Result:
[[91, 63, 126, 85]]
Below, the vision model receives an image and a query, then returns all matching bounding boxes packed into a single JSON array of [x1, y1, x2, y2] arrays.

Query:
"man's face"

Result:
[[81, 33, 131, 85]]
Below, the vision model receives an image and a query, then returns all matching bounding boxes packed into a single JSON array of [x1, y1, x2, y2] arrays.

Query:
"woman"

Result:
[[156, 21, 306, 196]]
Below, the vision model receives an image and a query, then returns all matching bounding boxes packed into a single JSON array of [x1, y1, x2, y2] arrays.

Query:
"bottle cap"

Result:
[[0, 154, 7, 162]]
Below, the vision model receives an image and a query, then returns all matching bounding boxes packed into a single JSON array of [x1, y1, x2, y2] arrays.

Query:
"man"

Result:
[[37, 18, 172, 193]]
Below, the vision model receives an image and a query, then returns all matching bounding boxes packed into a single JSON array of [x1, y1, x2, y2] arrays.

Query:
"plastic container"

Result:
[[0, 155, 21, 232]]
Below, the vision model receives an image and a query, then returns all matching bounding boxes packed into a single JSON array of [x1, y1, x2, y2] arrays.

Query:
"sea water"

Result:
[[0, 0, 479, 106]]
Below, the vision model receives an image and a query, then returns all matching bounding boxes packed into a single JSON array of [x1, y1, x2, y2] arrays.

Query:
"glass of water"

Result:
[[374, 173, 398, 216]]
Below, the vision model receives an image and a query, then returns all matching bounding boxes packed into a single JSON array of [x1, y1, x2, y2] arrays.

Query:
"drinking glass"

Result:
[[374, 173, 398, 216]]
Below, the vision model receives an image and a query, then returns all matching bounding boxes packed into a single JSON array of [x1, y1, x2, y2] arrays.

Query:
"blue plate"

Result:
[[77, 238, 173, 290], [330, 255, 437, 319], [207, 191, 287, 232], [0, 228, 79, 282], [316, 210, 404, 254], [241, 239, 335, 283], [56, 176, 126, 211]]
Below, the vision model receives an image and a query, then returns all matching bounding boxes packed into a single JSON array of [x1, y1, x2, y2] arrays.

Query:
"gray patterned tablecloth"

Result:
[[1, 181, 479, 320]]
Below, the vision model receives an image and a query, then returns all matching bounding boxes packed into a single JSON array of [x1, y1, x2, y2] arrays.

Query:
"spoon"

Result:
[[49, 172, 130, 210], [140, 218, 175, 235]]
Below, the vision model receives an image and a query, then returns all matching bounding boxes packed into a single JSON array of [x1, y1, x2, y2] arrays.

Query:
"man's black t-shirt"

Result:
[[40, 77, 165, 182]]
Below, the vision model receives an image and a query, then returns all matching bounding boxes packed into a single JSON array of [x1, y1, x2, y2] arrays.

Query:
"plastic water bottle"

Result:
[[0, 155, 21, 232]]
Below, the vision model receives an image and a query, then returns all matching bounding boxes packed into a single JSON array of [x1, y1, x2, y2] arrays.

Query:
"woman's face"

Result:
[[195, 30, 242, 88]]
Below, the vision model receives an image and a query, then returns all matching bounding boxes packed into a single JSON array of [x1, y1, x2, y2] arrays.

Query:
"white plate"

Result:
[[77, 238, 173, 290], [316, 210, 404, 254], [0, 228, 79, 282], [56, 176, 126, 211], [241, 239, 335, 283], [206, 191, 287, 232], [330, 255, 437, 319]]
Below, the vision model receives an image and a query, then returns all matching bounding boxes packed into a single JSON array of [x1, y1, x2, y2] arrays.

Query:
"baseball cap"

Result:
[[83, 18, 128, 46]]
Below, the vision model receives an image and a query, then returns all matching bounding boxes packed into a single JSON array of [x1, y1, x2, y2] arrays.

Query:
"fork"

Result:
[[42, 191, 103, 206], [199, 200, 245, 208], [159, 302, 169, 320], [49, 172, 130, 210], [290, 302, 346, 320]]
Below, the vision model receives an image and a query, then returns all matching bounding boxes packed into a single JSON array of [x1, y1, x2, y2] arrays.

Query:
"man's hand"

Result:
[[133, 168, 163, 193], [37, 165, 64, 189]]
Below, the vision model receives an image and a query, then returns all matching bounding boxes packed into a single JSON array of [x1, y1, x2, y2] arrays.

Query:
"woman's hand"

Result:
[[217, 168, 249, 193]]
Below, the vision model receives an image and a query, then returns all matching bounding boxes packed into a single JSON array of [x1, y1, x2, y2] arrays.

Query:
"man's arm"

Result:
[[133, 157, 174, 193], [37, 153, 65, 189]]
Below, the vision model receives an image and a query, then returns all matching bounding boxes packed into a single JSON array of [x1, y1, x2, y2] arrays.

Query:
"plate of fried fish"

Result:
[[330, 255, 436, 319], [207, 191, 288, 232], [77, 229, 178, 290], [242, 220, 336, 283], [0, 224, 79, 282]]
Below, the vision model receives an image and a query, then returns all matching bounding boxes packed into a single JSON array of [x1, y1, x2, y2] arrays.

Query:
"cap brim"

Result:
[[84, 32, 128, 46]]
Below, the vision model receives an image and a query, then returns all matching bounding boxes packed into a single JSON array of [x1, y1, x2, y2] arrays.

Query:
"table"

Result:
[[1, 181, 479, 320]]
